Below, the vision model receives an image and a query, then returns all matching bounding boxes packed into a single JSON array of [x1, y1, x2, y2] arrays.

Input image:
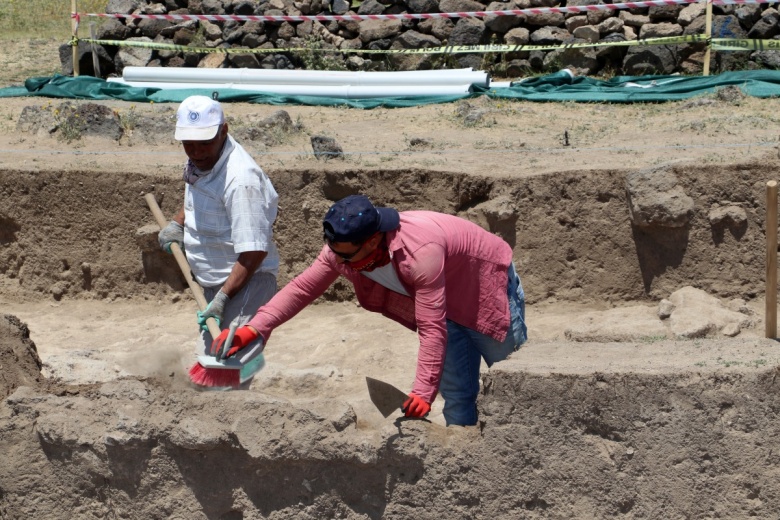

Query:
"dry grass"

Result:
[[0, 0, 108, 39]]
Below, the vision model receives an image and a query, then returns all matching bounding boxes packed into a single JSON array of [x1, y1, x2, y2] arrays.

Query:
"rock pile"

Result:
[[61, 0, 780, 78], [16, 101, 302, 146]]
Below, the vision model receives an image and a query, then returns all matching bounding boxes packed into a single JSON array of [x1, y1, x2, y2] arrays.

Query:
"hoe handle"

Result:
[[144, 193, 222, 339]]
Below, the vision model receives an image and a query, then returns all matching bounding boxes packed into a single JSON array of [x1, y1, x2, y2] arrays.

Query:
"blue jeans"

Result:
[[439, 263, 527, 426]]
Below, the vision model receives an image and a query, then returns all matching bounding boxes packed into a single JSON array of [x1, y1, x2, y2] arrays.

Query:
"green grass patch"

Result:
[[0, 0, 108, 40]]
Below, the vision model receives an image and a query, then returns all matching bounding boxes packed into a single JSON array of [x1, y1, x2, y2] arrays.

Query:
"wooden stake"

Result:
[[90, 22, 101, 78], [703, 0, 713, 76], [766, 180, 777, 338], [71, 0, 80, 77]]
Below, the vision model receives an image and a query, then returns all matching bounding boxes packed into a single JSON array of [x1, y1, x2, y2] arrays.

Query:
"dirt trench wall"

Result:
[[0, 162, 772, 306], [2, 336, 780, 519]]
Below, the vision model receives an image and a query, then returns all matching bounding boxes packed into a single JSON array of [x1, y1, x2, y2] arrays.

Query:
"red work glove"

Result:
[[402, 392, 431, 418], [211, 326, 259, 358]]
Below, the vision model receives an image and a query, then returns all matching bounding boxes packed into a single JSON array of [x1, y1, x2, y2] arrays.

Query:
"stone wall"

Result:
[[62, 0, 780, 78]]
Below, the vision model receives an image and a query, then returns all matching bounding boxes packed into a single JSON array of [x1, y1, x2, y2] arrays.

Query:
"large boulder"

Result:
[[484, 2, 524, 33], [58, 41, 116, 78], [639, 22, 683, 38], [439, 0, 486, 12], [418, 18, 455, 41], [16, 106, 58, 138], [597, 17, 623, 36], [734, 4, 762, 28], [625, 165, 694, 229], [586, 9, 612, 25], [202, 0, 227, 14], [543, 45, 599, 75], [504, 27, 530, 45], [358, 0, 387, 14], [752, 43, 780, 69], [711, 15, 749, 71], [619, 11, 650, 28], [678, 2, 706, 26], [113, 37, 155, 73], [359, 19, 403, 43], [526, 12, 566, 27], [565, 15, 589, 33], [138, 18, 175, 39], [448, 17, 487, 46], [65, 102, 125, 141], [747, 11, 780, 39], [95, 18, 132, 41], [331, 0, 351, 14], [311, 135, 344, 160], [530, 26, 572, 45], [667, 286, 754, 338], [388, 31, 441, 70], [622, 44, 680, 75], [648, 4, 683, 22], [572, 25, 599, 42], [405, 0, 438, 13]]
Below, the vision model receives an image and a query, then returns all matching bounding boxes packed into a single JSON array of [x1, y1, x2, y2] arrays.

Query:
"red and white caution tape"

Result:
[[713, 0, 780, 3]]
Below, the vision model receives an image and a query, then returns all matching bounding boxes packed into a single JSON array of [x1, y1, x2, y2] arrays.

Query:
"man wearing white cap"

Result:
[[157, 95, 279, 388]]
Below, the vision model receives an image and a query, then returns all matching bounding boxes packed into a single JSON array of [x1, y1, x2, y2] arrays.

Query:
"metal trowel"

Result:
[[366, 377, 408, 418]]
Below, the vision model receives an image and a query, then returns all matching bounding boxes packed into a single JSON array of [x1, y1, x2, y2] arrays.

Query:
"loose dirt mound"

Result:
[[3, 327, 780, 518], [0, 315, 43, 398]]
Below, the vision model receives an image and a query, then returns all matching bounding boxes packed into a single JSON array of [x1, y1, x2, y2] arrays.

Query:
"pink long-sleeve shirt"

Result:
[[247, 210, 514, 403]]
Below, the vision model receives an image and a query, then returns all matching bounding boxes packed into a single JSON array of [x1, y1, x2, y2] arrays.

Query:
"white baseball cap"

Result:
[[174, 95, 225, 141]]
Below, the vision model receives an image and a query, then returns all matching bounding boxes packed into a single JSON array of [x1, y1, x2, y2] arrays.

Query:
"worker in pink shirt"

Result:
[[212, 194, 527, 426]]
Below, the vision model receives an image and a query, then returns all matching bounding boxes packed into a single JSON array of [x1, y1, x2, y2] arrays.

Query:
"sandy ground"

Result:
[[1, 41, 779, 182], [0, 299, 645, 426], [1, 87, 778, 181], [1, 44, 779, 423]]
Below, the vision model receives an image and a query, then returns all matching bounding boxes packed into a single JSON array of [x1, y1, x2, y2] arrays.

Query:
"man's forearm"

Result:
[[220, 250, 267, 298], [173, 207, 185, 226]]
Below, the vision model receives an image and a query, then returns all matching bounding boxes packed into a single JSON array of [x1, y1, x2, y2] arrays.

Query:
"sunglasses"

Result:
[[325, 232, 378, 261]]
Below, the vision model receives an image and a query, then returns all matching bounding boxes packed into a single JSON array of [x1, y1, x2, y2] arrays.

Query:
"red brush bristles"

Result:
[[188, 362, 241, 389]]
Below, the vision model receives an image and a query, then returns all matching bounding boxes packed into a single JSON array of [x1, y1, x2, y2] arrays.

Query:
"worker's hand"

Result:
[[402, 393, 431, 418], [211, 326, 260, 358], [197, 290, 229, 331], [158, 220, 184, 254]]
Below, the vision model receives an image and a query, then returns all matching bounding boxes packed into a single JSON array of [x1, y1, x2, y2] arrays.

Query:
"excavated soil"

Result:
[[3, 81, 780, 518]]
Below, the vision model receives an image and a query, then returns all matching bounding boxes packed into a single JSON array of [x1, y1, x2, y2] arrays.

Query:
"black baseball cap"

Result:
[[322, 195, 400, 243]]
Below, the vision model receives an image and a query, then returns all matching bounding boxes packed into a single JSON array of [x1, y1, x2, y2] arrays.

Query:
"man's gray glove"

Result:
[[197, 290, 230, 332], [158, 221, 184, 254]]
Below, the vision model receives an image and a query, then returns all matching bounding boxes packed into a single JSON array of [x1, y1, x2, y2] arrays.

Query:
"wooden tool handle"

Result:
[[144, 193, 222, 339]]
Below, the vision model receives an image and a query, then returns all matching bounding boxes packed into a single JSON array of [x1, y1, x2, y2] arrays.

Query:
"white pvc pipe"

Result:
[[107, 78, 473, 98], [121, 66, 490, 87]]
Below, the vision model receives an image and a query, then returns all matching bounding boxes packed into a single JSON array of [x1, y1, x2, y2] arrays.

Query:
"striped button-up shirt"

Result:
[[183, 135, 279, 287]]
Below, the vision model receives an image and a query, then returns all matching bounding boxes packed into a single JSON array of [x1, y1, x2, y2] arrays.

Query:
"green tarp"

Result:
[[482, 69, 780, 102], [2, 70, 779, 107], [0, 74, 467, 108]]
